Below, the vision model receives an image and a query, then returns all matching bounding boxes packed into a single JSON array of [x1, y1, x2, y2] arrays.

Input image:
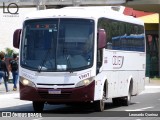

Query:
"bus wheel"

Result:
[[94, 89, 105, 112], [33, 101, 44, 112], [122, 90, 131, 106]]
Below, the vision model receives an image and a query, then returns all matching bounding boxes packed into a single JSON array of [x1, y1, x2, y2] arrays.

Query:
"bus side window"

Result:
[[107, 42, 112, 49]]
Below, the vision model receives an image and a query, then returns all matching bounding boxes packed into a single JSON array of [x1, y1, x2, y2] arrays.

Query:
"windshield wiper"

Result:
[[63, 48, 73, 73]]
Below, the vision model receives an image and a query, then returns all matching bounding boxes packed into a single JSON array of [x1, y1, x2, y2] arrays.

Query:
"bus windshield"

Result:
[[21, 18, 94, 72]]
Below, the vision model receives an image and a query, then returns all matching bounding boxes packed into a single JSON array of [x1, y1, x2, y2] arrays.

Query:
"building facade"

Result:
[[0, 8, 36, 52]]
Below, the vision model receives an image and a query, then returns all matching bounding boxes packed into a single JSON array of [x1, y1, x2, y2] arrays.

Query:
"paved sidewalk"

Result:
[[0, 82, 19, 94], [145, 78, 160, 86]]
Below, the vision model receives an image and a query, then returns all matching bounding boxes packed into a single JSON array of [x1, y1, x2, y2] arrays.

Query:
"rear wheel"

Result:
[[33, 101, 44, 112], [122, 89, 131, 106]]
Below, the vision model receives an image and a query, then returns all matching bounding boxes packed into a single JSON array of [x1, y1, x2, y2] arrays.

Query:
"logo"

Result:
[[2, 112, 42, 118], [3, 2, 19, 17], [2, 112, 12, 117], [112, 56, 124, 69]]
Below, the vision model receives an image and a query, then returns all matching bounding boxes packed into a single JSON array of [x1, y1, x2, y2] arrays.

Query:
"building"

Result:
[[0, 8, 36, 52], [123, 7, 159, 77]]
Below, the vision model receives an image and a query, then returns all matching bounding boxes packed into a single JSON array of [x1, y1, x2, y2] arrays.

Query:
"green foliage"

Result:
[[1, 48, 18, 57], [0, 48, 18, 57], [151, 77, 160, 80], [5, 48, 15, 57]]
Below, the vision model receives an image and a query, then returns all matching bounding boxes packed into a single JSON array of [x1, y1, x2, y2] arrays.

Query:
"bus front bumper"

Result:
[[20, 81, 95, 103]]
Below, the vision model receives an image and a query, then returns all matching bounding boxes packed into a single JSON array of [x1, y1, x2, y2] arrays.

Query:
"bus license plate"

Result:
[[48, 89, 61, 94]]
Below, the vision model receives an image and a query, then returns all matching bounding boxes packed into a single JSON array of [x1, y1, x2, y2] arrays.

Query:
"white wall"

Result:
[[0, 8, 36, 52]]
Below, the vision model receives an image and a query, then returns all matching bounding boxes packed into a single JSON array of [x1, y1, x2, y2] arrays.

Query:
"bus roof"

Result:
[[25, 6, 144, 25]]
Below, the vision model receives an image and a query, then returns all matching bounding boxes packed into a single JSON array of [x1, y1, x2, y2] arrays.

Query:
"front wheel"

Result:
[[94, 89, 106, 112], [33, 101, 44, 112], [94, 100, 105, 112]]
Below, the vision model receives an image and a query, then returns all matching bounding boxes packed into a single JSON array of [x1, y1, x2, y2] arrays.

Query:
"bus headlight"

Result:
[[76, 78, 93, 87], [20, 77, 36, 88]]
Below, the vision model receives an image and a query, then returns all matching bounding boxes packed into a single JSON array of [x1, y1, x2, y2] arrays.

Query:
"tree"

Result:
[[5, 48, 15, 57]]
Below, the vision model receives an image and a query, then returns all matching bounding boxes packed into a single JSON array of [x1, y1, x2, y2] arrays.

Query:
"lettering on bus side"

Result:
[[112, 56, 124, 69]]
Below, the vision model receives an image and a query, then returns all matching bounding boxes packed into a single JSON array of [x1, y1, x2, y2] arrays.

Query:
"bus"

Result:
[[13, 6, 146, 112], [112, 34, 145, 51]]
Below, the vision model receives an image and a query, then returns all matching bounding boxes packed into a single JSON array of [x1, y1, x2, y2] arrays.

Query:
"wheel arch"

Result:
[[128, 76, 133, 95], [103, 79, 108, 98], [94, 73, 108, 100]]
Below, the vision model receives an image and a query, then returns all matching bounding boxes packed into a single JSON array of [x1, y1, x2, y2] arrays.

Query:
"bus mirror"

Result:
[[98, 29, 106, 49], [13, 29, 21, 49]]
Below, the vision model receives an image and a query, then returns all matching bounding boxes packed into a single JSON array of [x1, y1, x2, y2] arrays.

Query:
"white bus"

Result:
[[13, 6, 146, 112]]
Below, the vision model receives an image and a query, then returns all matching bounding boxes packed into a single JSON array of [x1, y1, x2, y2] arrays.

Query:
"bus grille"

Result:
[[38, 89, 72, 99]]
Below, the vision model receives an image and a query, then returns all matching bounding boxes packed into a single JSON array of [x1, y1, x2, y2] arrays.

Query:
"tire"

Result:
[[33, 101, 44, 112], [94, 89, 106, 112], [122, 90, 131, 106], [94, 100, 105, 112]]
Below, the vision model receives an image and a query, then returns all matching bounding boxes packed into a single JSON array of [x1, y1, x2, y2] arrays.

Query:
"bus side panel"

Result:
[[94, 72, 106, 101], [138, 71, 145, 94], [94, 70, 124, 100], [101, 50, 145, 97], [94, 72, 115, 101]]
